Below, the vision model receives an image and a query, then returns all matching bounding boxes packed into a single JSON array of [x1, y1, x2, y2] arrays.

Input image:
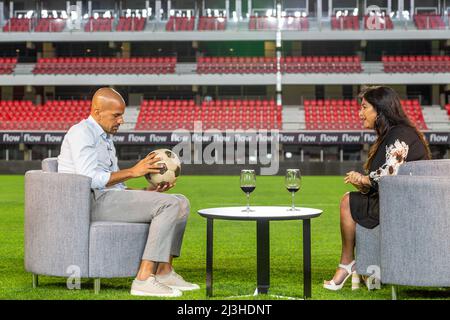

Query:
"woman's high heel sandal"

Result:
[[323, 260, 356, 291]]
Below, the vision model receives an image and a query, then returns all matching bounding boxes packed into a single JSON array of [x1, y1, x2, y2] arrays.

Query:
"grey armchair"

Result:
[[355, 159, 450, 298], [24, 158, 149, 293]]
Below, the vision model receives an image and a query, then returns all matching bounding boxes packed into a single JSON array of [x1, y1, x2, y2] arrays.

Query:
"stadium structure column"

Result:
[[145, 1, 150, 21], [9, 0, 13, 18], [398, 0, 404, 15], [0, 2, 4, 26], [155, 0, 161, 21], [248, 0, 252, 17], [317, 0, 322, 30], [276, 0, 282, 106], [88, 1, 92, 17], [328, 0, 332, 18], [410, 0, 414, 18], [236, 0, 242, 18], [226, 0, 230, 18]]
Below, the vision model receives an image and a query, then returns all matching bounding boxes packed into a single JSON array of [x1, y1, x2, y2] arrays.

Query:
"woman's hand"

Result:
[[345, 171, 370, 193]]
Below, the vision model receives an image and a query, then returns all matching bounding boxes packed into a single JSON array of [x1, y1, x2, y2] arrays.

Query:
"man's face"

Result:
[[96, 101, 125, 135]]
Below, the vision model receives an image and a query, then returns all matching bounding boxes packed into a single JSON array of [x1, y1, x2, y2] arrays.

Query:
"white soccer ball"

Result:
[[145, 148, 181, 188]]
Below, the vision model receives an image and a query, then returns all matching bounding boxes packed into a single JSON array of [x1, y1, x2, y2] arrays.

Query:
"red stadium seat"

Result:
[[32, 56, 177, 75], [134, 99, 279, 131]]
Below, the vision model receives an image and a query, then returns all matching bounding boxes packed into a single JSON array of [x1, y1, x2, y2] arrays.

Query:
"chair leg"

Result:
[[391, 285, 398, 300], [94, 278, 101, 294], [32, 274, 38, 288]]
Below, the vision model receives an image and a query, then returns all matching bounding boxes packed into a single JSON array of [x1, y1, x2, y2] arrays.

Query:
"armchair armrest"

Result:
[[24, 170, 92, 277], [379, 175, 450, 286]]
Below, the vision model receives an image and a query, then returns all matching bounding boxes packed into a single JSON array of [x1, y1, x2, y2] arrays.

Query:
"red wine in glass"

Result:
[[286, 169, 301, 211], [241, 186, 256, 193], [240, 170, 256, 212]]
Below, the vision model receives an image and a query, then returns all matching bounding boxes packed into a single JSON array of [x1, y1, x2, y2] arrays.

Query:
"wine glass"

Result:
[[285, 169, 301, 211], [240, 169, 256, 212]]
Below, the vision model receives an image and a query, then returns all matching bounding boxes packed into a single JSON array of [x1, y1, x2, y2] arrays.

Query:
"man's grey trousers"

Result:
[[91, 189, 190, 263]]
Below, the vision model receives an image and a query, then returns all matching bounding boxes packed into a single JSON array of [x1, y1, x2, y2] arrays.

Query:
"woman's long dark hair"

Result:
[[359, 86, 431, 171]]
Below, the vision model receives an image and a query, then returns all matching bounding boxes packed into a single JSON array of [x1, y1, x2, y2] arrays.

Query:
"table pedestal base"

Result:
[[205, 215, 313, 299]]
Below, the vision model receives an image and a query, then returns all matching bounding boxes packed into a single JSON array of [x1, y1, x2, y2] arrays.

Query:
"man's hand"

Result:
[[130, 152, 162, 178], [144, 182, 176, 192]]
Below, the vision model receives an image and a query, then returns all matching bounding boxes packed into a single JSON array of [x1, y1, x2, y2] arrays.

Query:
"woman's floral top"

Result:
[[369, 139, 409, 183]]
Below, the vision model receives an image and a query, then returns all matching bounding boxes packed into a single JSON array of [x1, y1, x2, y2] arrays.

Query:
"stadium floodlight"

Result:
[[93, 12, 99, 19], [294, 11, 301, 18], [169, 9, 175, 16], [83, 13, 89, 19], [41, 10, 48, 18], [285, 152, 292, 159], [302, 12, 307, 17], [18, 14, 23, 19]]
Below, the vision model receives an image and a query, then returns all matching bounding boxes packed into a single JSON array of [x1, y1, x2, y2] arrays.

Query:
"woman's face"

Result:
[[359, 98, 378, 129]]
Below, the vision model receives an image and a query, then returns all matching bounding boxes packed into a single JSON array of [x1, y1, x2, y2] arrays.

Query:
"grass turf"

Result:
[[0, 174, 448, 300]]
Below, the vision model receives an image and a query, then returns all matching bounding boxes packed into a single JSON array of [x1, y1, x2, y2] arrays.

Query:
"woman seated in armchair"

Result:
[[323, 85, 431, 291]]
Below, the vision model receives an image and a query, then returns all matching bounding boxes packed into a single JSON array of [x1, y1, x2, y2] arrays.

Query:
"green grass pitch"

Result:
[[0, 175, 447, 300]]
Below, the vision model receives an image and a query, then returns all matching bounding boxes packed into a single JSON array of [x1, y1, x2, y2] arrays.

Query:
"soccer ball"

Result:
[[144, 149, 181, 188]]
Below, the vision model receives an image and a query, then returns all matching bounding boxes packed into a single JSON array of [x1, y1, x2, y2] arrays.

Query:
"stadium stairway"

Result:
[[118, 106, 140, 131], [422, 106, 450, 131], [282, 106, 304, 130]]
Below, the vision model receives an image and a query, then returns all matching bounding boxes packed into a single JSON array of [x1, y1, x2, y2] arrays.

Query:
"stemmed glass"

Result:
[[285, 169, 301, 211], [240, 169, 256, 212]]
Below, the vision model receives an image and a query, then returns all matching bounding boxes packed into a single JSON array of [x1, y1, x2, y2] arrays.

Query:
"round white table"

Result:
[[197, 206, 323, 299]]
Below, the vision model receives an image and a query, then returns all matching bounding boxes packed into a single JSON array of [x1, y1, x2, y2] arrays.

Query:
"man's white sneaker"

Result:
[[130, 276, 182, 297], [156, 270, 200, 291]]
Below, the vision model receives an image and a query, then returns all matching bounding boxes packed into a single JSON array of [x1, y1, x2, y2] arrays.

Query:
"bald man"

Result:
[[57, 88, 198, 297]]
